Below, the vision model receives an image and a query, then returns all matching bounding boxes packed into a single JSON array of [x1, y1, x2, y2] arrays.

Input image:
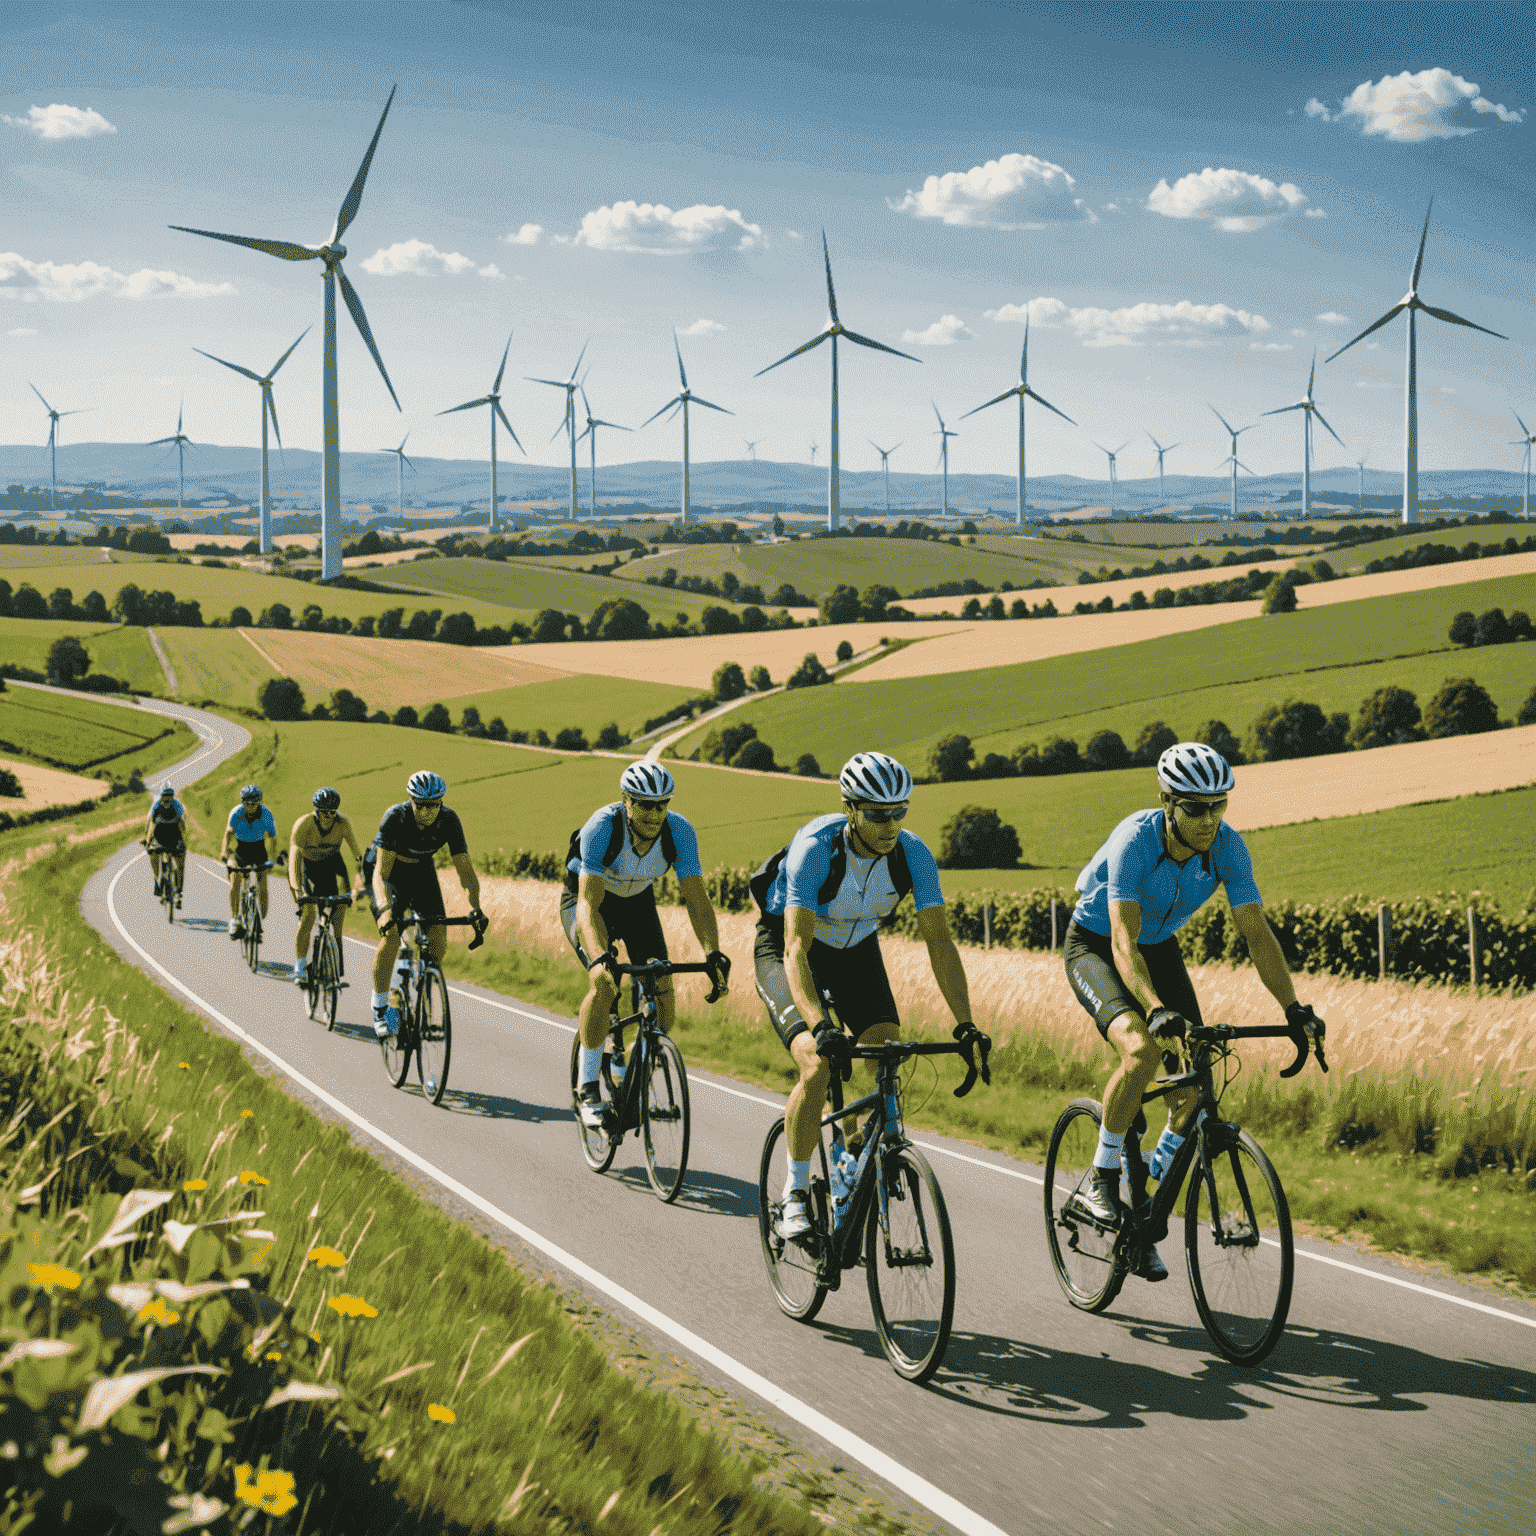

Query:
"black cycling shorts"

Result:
[[300, 852, 348, 900], [560, 886, 669, 970], [383, 857, 445, 924], [230, 841, 268, 870], [754, 916, 899, 1050], [150, 823, 185, 852], [1063, 920, 1204, 1041]]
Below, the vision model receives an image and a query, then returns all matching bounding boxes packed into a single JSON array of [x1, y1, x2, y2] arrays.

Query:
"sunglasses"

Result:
[[857, 805, 909, 824], [1173, 797, 1227, 820], [629, 797, 671, 812], [412, 799, 443, 811]]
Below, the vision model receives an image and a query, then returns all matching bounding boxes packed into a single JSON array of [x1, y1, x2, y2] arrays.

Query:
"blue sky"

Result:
[[2, 1, 1531, 488]]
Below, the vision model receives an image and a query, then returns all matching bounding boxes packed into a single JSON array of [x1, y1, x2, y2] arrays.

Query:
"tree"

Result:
[[702, 722, 757, 764], [391, 704, 419, 729], [1260, 573, 1299, 615], [436, 611, 477, 646], [553, 727, 589, 751], [257, 602, 293, 630], [1194, 719, 1244, 767], [1424, 678, 1499, 738], [748, 664, 773, 692], [1250, 699, 1345, 761], [1038, 736, 1081, 774], [794, 752, 821, 777], [1448, 610, 1477, 647], [299, 604, 325, 631], [1474, 608, 1511, 647], [929, 734, 974, 782], [976, 752, 1015, 779], [740, 605, 767, 632], [1085, 730, 1130, 772], [109, 584, 144, 624], [328, 688, 369, 722], [820, 583, 862, 626], [588, 597, 651, 641], [1509, 610, 1532, 641], [986, 596, 1006, 621], [1517, 683, 1536, 727], [595, 723, 626, 750], [1348, 687, 1424, 750], [80, 590, 109, 622], [786, 652, 831, 689], [733, 738, 776, 771], [46, 636, 90, 685], [487, 717, 509, 741], [47, 587, 76, 620], [406, 609, 440, 641], [712, 661, 747, 701], [937, 806, 1022, 870], [0, 765, 22, 798], [719, 570, 740, 600], [259, 676, 307, 721], [772, 513, 785, 537], [1131, 721, 1178, 767], [378, 607, 405, 639], [860, 583, 900, 621], [527, 608, 565, 643], [1010, 598, 1028, 619], [459, 706, 485, 736], [421, 703, 453, 733], [701, 605, 741, 635], [835, 640, 854, 663]]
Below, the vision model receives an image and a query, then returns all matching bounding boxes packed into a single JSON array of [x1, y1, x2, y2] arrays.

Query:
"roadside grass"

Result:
[[0, 686, 195, 784], [0, 617, 164, 692]]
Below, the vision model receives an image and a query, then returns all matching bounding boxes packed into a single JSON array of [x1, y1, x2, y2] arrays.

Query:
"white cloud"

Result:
[[1316, 311, 1351, 325], [2, 103, 116, 140], [7, 326, 37, 336], [1320, 68, 1526, 141], [1251, 341, 1293, 351], [1102, 202, 1120, 212], [986, 294, 1269, 348], [573, 202, 764, 254], [888, 152, 1095, 229], [900, 314, 974, 346], [504, 224, 543, 246], [360, 239, 500, 277], [1441, 386, 1457, 394], [682, 318, 724, 336], [1305, 207, 1327, 219], [1290, 328, 1309, 338], [0, 252, 234, 302], [1146, 167, 1308, 232], [786, 229, 804, 241]]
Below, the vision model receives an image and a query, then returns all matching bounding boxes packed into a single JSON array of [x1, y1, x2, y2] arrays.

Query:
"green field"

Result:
[[155, 626, 277, 705], [0, 546, 157, 569], [0, 686, 194, 779], [435, 674, 699, 740], [1328, 527, 1534, 572], [0, 617, 165, 693]]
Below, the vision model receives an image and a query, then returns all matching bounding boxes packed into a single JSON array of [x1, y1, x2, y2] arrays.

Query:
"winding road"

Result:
[[76, 700, 1536, 1536]]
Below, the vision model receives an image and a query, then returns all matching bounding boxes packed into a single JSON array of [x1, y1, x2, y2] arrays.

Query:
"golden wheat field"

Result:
[[0, 758, 110, 812]]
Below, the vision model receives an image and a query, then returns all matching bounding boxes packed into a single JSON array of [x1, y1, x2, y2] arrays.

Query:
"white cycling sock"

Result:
[[579, 1046, 605, 1087], [782, 1159, 811, 1201], [371, 991, 388, 1012], [1149, 1127, 1185, 1178], [1093, 1123, 1125, 1172]]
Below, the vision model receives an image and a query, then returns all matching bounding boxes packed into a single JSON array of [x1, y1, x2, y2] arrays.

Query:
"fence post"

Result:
[[1378, 904, 1390, 982], [1051, 896, 1059, 950], [983, 901, 991, 950], [1468, 905, 1478, 995]]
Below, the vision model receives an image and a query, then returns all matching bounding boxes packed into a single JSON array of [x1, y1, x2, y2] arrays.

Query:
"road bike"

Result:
[[296, 892, 353, 1031], [757, 1026, 991, 1383], [568, 956, 724, 1203], [146, 840, 182, 925], [226, 860, 273, 974], [1044, 1015, 1328, 1366], [377, 909, 487, 1105]]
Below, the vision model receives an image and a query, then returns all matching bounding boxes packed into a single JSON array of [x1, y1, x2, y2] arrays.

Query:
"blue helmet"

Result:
[[240, 784, 262, 802], [407, 770, 446, 802]]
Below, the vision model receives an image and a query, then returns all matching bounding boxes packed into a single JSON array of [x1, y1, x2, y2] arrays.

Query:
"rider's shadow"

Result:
[[254, 959, 295, 981], [181, 917, 232, 933], [604, 1163, 759, 1217], [435, 1087, 572, 1122]]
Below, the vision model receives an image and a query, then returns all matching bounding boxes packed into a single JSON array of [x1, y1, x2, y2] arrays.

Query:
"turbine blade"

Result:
[[147, 435, 177, 446], [265, 387, 283, 450], [598, 421, 633, 432], [492, 332, 513, 394], [1308, 348, 1317, 395], [1236, 460, 1255, 475], [525, 377, 568, 389], [674, 331, 689, 390], [168, 226, 317, 262], [569, 340, 588, 382], [1024, 387, 1074, 425], [402, 453, 416, 474], [1410, 198, 1433, 291], [1262, 402, 1306, 417], [822, 229, 840, 325], [1513, 409, 1532, 437], [842, 328, 920, 363], [1208, 403, 1235, 434], [495, 400, 523, 452], [1313, 407, 1345, 449], [1020, 314, 1029, 382], [960, 387, 1019, 418], [579, 384, 590, 418], [933, 402, 946, 431], [690, 396, 733, 415], [640, 396, 684, 428], [332, 85, 396, 244], [548, 415, 568, 445], [1166, 443, 1181, 452], [1114, 441, 1130, 455], [1325, 303, 1406, 362], [29, 381, 55, 412], [337, 264, 401, 410], [754, 331, 828, 376], [1146, 431, 1163, 450], [576, 424, 592, 443], [195, 347, 262, 382], [437, 397, 488, 416], [268, 327, 310, 377], [1420, 303, 1507, 340]]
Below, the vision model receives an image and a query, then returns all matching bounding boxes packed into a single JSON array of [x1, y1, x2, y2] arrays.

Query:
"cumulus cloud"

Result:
[[682, 318, 724, 336], [1305, 98, 1333, 120], [1316, 311, 1350, 325], [1307, 69, 1525, 140], [1146, 167, 1308, 232], [504, 224, 543, 246], [986, 294, 1269, 348], [2, 103, 116, 140], [0, 252, 234, 302], [1251, 341, 1293, 351], [1305, 207, 1327, 218], [360, 240, 501, 277], [900, 314, 974, 346], [572, 202, 764, 254], [888, 153, 1095, 229], [1290, 328, 1309, 338]]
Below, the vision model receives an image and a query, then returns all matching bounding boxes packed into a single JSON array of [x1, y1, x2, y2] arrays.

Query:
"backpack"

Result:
[[750, 832, 912, 921], [565, 806, 677, 891]]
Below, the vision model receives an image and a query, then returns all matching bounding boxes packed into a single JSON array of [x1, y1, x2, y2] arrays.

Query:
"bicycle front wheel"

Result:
[[379, 986, 411, 1089], [163, 873, 175, 925], [416, 967, 452, 1105], [1186, 1127, 1293, 1365], [756, 1117, 828, 1323], [865, 1147, 956, 1382], [569, 1034, 617, 1172], [316, 933, 340, 1031], [243, 899, 261, 974], [1043, 1098, 1123, 1314], [641, 1033, 691, 1203]]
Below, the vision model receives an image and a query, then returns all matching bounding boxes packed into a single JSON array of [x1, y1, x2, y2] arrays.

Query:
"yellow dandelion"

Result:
[[326, 1293, 378, 1320], [233, 1464, 299, 1518], [265, 1350, 283, 1362], [306, 1245, 346, 1269], [137, 1297, 181, 1328], [29, 1263, 81, 1296], [426, 1403, 456, 1425], [177, 1062, 191, 1070], [237, 1171, 270, 1187], [240, 1110, 255, 1120], [183, 1179, 208, 1193]]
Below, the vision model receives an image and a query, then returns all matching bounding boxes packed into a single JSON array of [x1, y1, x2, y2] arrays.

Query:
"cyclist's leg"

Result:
[[372, 881, 403, 993], [832, 934, 901, 1084], [1137, 936, 1202, 1137], [173, 842, 186, 895], [1063, 921, 1162, 1139], [621, 889, 672, 1031], [560, 888, 620, 1056], [754, 916, 825, 1160], [256, 866, 269, 919], [294, 863, 318, 962]]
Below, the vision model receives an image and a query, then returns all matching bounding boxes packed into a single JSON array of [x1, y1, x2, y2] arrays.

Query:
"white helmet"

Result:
[[839, 751, 913, 805], [406, 769, 447, 801], [620, 760, 674, 799], [1157, 742, 1234, 797]]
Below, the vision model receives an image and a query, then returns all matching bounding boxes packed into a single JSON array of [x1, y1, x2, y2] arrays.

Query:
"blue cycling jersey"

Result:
[[763, 813, 944, 950], [227, 804, 277, 844], [1072, 809, 1261, 946], [569, 804, 702, 898], [150, 797, 185, 823]]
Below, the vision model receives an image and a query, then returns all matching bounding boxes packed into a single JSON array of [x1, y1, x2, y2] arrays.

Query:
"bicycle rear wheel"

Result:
[[379, 980, 412, 1089], [641, 1033, 690, 1203], [1186, 1127, 1293, 1365], [569, 1033, 618, 1172], [243, 896, 261, 974], [416, 966, 452, 1105], [162, 869, 175, 925], [756, 1117, 829, 1323], [321, 933, 340, 1032], [1043, 1098, 1124, 1314], [865, 1146, 956, 1382]]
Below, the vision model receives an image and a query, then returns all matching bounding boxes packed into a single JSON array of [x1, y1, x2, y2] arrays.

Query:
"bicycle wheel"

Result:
[[243, 895, 262, 974], [416, 966, 452, 1106], [320, 933, 340, 1032], [379, 981, 412, 1089], [1043, 1097, 1124, 1314], [756, 1116, 829, 1323], [1186, 1127, 1293, 1365], [864, 1146, 956, 1382], [569, 1033, 617, 1172], [162, 868, 175, 925], [640, 1033, 690, 1203]]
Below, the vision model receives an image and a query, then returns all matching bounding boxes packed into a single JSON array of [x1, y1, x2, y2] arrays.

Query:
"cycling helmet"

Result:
[[406, 770, 447, 802], [240, 784, 262, 802], [619, 760, 675, 800], [312, 787, 341, 813], [158, 782, 175, 798], [1156, 742, 1235, 797], [838, 751, 913, 805]]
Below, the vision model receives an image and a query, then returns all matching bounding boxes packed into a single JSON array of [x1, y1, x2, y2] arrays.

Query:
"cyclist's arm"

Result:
[[1230, 902, 1297, 1010], [449, 849, 480, 911], [576, 870, 610, 961], [289, 816, 309, 895], [784, 905, 824, 1028], [219, 820, 233, 861], [676, 874, 720, 957], [915, 906, 972, 1026], [339, 815, 365, 866], [1108, 900, 1163, 1021], [143, 812, 156, 841], [374, 847, 395, 910]]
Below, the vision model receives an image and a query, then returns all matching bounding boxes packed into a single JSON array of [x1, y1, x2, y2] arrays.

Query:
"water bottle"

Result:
[[829, 1140, 857, 1230], [610, 1047, 626, 1088]]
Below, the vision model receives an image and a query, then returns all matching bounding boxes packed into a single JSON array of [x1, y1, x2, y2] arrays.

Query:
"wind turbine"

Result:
[[1209, 406, 1258, 520], [960, 316, 1075, 525], [809, 441, 819, 468], [1512, 410, 1535, 520], [869, 440, 901, 515], [171, 87, 402, 579], [527, 343, 588, 521], [756, 231, 919, 532], [194, 328, 308, 553], [576, 386, 631, 519], [1325, 200, 1505, 526], [743, 438, 763, 463], [28, 383, 84, 512], [1145, 432, 1181, 504], [149, 403, 195, 514], [640, 332, 731, 525], [1355, 455, 1369, 517], [1261, 350, 1344, 520], [1092, 440, 1131, 518], [438, 333, 524, 534], [933, 404, 959, 517], [378, 434, 415, 523]]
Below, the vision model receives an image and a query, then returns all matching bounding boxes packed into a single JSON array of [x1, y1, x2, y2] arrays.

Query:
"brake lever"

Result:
[[1308, 1018, 1329, 1074], [467, 915, 487, 952], [1279, 1024, 1309, 1078]]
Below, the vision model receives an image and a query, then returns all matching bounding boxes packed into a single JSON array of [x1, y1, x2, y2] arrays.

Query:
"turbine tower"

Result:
[[28, 383, 84, 512], [194, 328, 308, 553], [756, 230, 919, 532], [641, 332, 730, 525], [1092, 440, 1130, 518], [1512, 410, 1535, 520], [933, 404, 959, 517], [378, 434, 414, 522], [576, 386, 631, 519], [868, 440, 901, 515], [1145, 432, 1181, 504], [960, 316, 1075, 525], [438, 333, 524, 534], [148, 403, 195, 513], [1325, 200, 1505, 526], [1262, 350, 1344, 520], [1355, 455, 1369, 517], [527, 343, 588, 521], [172, 87, 402, 579], [1209, 406, 1258, 520]]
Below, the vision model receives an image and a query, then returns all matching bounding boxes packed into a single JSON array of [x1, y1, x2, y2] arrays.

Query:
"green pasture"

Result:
[[1327, 527, 1534, 572], [437, 673, 699, 740], [155, 626, 276, 705], [0, 546, 156, 569], [0, 686, 194, 779], [0, 617, 165, 693]]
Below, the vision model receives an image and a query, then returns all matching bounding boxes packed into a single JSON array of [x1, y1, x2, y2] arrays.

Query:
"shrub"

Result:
[[748, 664, 773, 692], [1085, 730, 1129, 772], [937, 806, 1022, 869], [554, 727, 589, 751], [595, 723, 626, 750], [1250, 699, 1347, 761], [701, 722, 757, 765], [701, 605, 741, 635], [1518, 684, 1536, 727], [820, 583, 862, 626], [929, 734, 974, 782], [1423, 678, 1499, 738], [786, 652, 831, 689], [1194, 719, 1244, 767], [794, 752, 821, 777], [1474, 608, 1511, 647], [1260, 574, 1299, 614], [257, 602, 293, 629], [1348, 686, 1424, 750], [258, 676, 307, 721], [1131, 721, 1178, 767], [712, 661, 747, 701], [391, 704, 419, 729], [835, 639, 854, 663], [1448, 610, 1477, 647], [1038, 736, 1080, 774], [732, 738, 777, 771], [46, 635, 90, 685], [0, 766, 22, 798], [421, 703, 452, 733], [329, 688, 368, 723]]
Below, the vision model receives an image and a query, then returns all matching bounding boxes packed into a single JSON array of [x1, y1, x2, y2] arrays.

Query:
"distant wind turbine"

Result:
[[756, 231, 919, 532], [960, 316, 1075, 525], [1325, 200, 1505, 526], [1261, 350, 1344, 520], [1092, 440, 1131, 518], [28, 383, 85, 512], [171, 86, 402, 579], [641, 332, 731, 525], [1209, 406, 1258, 520], [1512, 410, 1535, 521], [743, 438, 763, 463], [148, 403, 195, 513], [378, 434, 415, 523], [1355, 455, 1369, 518], [933, 404, 959, 518], [1145, 432, 1181, 504], [438, 333, 524, 534], [869, 440, 901, 515], [527, 343, 588, 521], [194, 328, 308, 553], [576, 386, 631, 519]]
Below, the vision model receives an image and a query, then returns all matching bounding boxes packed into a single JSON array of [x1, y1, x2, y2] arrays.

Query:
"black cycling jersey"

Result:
[[376, 802, 467, 862]]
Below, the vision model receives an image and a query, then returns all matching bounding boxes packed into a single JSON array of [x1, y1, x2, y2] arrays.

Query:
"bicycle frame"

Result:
[[599, 958, 718, 1137]]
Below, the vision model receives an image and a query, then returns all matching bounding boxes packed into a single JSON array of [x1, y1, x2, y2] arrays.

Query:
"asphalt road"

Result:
[[73, 704, 1536, 1536]]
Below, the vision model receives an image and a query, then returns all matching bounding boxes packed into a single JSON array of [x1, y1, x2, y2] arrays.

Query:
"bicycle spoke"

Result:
[[756, 1118, 828, 1323], [1043, 1098, 1124, 1313], [865, 1147, 955, 1382], [569, 1033, 618, 1172], [416, 967, 452, 1105], [323, 935, 340, 1031], [641, 1034, 690, 1203]]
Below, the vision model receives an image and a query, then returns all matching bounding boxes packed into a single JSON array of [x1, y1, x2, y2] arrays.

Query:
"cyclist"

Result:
[[221, 784, 278, 939], [1063, 741, 1326, 1282], [563, 760, 730, 1128], [752, 751, 982, 1241], [144, 782, 187, 908], [370, 770, 486, 1039], [288, 787, 367, 987]]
